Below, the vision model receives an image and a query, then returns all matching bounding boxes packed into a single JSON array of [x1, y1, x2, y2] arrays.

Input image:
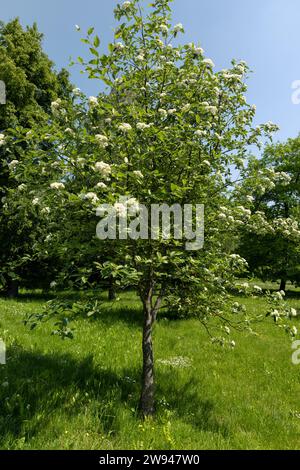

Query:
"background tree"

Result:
[[239, 137, 300, 291], [0, 18, 73, 296]]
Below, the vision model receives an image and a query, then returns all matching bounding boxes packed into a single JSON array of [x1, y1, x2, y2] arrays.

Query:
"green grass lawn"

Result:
[[0, 288, 300, 450]]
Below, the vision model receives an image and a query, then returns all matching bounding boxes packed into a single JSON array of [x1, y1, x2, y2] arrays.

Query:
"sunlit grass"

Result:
[[0, 286, 299, 450]]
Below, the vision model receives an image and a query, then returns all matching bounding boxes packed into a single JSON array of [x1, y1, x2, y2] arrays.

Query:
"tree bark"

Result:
[[5, 279, 19, 298], [139, 302, 155, 418], [279, 278, 286, 292], [108, 277, 116, 301]]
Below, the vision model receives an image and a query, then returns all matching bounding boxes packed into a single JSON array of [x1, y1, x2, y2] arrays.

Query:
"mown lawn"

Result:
[[0, 288, 300, 450]]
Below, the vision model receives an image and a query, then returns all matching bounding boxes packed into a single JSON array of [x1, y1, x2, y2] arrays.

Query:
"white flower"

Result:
[[105, 118, 112, 124], [118, 123, 132, 133], [126, 197, 140, 214], [114, 202, 127, 217], [50, 182, 65, 190], [0, 133, 5, 146], [253, 285, 262, 293], [32, 197, 39, 206], [218, 213, 227, 219], [168, 108, 177, 115], [173, 23, 184, 33], [121, 1, 131, 9], [88, 96, 98, 107], [160, 24, 169, 34], [290, 308, 297, 318], [95, 134, 109, 148], [194, 129, 205, 137], [51, 99, 62, 112], [133, 170, 144, 179], [18, 184, 26, 191], [194, 47, 204, 56], [72, 87, 81, 95], [202, 58, 215, 68], [158, 108, 168, 117], [137, 54, 145, 62], [8, 160, 19, 170], [246, 195, 254, 203], [205, 105, 218, 115], [224, 326, 231, 335], [292, 326, 298, 336], [114, 42, 125, 51], [84, 192, 99, 203], [136, 122, 151, 130], [181, 103, 191, 112], [96, 182, 107, 189], [41, 207, 51, 215], [94, 161, 112, 177], [230, 340, 236, 348], [50, 281, 57, 288]]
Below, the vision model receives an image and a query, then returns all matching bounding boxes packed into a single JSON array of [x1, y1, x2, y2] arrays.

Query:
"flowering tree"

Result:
[[0, 19, 72, 296], [239, 137, 300, 291], [5, 0, 295, 417]]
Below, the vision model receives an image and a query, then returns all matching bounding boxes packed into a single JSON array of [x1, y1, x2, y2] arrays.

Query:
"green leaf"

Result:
[[94, 35, 100, 48]]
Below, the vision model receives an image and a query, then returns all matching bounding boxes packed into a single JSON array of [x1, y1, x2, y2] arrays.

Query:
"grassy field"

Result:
[[0, 287, 300, 450]]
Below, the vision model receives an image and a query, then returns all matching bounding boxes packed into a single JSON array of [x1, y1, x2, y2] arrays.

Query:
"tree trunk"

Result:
[[279, 278, 286, 292], [139, 303, 155, 418], [108, 278, 116, 301], [6, 279, 19, 298]]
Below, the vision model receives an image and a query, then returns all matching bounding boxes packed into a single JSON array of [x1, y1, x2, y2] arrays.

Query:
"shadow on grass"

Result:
[[0, 347, 227, 448]]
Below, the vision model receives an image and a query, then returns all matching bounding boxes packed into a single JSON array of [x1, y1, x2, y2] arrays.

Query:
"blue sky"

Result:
[[1, 0, 300, 142]]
